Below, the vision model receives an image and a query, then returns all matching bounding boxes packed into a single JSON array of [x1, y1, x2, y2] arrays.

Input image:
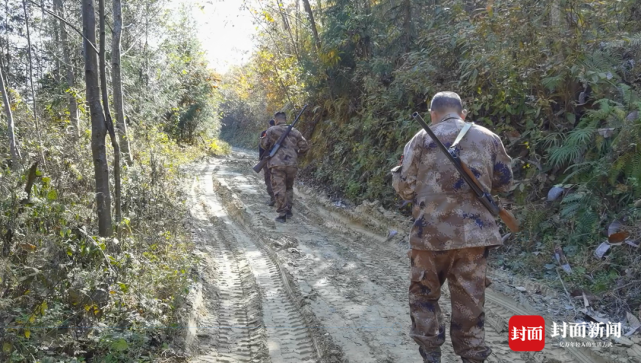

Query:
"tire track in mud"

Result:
[[188, 166, 268, 363], [208, 151, 606, 363], [209, 159, 480, 362], [194, 164, 320, 363]]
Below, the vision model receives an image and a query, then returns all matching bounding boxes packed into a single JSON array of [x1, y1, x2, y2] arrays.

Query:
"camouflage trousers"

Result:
[[408, 247, 492, 361], [270, 166, 297, 217], [262, 164, 274, 201]]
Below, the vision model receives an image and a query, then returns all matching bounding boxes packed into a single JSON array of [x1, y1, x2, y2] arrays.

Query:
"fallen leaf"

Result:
[[583, 311, 608, 324], [594, 242, 611, 259], [612, 336, 634, 347], [626, 111, 639, 122], [501, 233, 511, 243], [18, 243, 36, 252], [505, 130, 521, 142], [583, 292, 590, 308], [547, 186, 564, 201], [625, 312, 641, 336], [561, 263, 572, 273], [608, 220, 630, 243], [634, 199, 641, 208], [627, 240, 640, 248], [515, 286, 527, 292], [597, 128, 615, 138]]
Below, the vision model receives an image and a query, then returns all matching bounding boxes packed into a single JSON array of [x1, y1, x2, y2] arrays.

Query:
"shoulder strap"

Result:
[[450, 121, 474, 150]]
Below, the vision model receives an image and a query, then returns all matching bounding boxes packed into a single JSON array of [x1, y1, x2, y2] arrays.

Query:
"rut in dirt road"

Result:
[[195, 150, 605, 363], [188, 165, 319, 363]]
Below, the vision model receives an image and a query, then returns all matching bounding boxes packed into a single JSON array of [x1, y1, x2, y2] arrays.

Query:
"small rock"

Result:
[[515, 286, 527, 292], [634, 199, 641, 208]]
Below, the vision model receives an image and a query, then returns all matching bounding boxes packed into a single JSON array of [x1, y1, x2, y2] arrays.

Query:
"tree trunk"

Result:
[[302, 0, 321, 51], [22, 0, 46, 168], [83, 0, 112, 237], [112, 0, 133, 165], [54, 0, 80, 138], [276, 0, 300, 62], [0, 62, 20, 168], [99, 0, 122, 228], [402, 0, 412, 52]]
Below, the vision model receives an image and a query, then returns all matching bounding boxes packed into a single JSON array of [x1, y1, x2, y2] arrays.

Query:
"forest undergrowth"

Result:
[[0, 0, 231, 360]]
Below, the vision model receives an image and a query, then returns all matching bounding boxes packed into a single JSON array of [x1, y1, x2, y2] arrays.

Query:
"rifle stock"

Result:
[[459, 159, 519, 232], [253, 158, 268, 173]]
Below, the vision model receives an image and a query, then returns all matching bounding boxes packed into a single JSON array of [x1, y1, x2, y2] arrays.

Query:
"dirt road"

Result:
[[183, 150, 621, 363]]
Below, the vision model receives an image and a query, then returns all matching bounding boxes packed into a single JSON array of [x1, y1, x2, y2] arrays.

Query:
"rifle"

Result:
[[253, 104, 308, 173], [411, 112, 519, 232]]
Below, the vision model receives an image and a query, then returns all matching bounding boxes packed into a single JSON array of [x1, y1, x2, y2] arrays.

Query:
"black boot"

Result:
[[267, 199, 275, 206], [286, 210, 293, 218], [275, 215, 286, 223], [419, 347, 441, 363], [461, 358, 484, 363]]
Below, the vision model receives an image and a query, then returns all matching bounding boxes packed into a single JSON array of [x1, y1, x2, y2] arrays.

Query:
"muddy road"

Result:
[[183, 150, 626, 363]]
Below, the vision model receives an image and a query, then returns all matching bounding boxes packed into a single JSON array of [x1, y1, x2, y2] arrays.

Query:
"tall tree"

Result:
[[54, 0, 80, 138], [98, 0, 122, 227], [0, 60, 20, 168], [112, 0, 133, 165], [302, 0, 321, 51], [276, 0, 300, 62], [402, 0, 412, 52], [83, 0, 112, 237], [22, 0, 46, 168]]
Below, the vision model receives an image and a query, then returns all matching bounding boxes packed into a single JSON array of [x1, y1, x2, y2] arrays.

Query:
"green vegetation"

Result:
[[0, 1, 227, 361], [220, 0, 641, 315]]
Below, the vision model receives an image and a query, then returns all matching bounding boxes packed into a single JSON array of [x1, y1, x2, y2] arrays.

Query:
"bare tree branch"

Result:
[[27, 0, 99, 54]]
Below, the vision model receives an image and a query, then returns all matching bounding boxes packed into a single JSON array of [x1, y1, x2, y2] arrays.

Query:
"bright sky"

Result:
[[177, 0, 258, 74]]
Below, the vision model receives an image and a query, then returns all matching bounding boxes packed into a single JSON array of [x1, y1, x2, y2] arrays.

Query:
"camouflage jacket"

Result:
[[392, 115, 513, 251], [260, 124, 310, 168]]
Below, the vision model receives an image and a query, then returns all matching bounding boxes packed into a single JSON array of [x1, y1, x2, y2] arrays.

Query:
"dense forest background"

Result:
[[0, 0, 228, 360], [220, 0, 641, 326]]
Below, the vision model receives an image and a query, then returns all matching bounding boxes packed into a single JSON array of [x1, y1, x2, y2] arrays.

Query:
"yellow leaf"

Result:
[[25, 330, 30, 339], [29, 315, 35, 323], [2, 342, 11, 353], [18, 243, 36, 252]]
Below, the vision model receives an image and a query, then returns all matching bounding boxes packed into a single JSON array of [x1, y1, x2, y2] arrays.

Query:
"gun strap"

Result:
[[450, 121, 474, 150]]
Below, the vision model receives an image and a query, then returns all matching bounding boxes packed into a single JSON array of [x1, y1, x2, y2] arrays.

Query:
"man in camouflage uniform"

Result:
[[392, 92, 513, 363], [259, 119, 276, 206], [260, 111, 310, 223]]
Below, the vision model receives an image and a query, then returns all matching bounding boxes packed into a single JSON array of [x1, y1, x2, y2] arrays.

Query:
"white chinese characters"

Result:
[[551, 322, 621, 339], [510, 326, 544, 341]]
